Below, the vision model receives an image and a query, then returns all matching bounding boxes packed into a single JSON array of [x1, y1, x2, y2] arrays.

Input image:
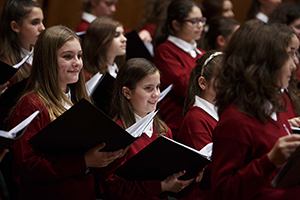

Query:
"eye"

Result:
[[63, 54, 72, 59], [114, 32, 120, 37], [105, 2, 114, 7], [77, 54, 82, 59], [31, 19, 39, 25]]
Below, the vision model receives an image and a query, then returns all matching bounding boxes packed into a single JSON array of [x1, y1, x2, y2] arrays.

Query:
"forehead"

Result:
[[223, 0, 233, 9], [24, 7, 43, 19], [99, 0, 118, 5], [57, 38, 81, 53], [187, 6, 202, 18]]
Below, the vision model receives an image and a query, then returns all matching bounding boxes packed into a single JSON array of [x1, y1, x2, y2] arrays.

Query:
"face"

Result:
[[93, 0, 118, 18], [176, 6, 204, 44], [126, 71, 161, 118], [278, 35, 299, 89], [260, 0, 281, 16], [106, 26, 127, 63], [14, 7, 45, 51], [222, 0, 234, 18], [289, 18, 300, 39], [57, 38, 83, 92]]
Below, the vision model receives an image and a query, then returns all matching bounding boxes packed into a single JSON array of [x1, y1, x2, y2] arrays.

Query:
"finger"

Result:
[[94, 142, 106, 151], [172, 170, 186, 179]]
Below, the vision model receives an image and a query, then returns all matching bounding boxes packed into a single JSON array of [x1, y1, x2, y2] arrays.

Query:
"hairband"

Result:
[[201, 52, 223, 76]]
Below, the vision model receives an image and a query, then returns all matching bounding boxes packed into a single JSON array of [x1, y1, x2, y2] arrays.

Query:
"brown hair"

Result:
[[110, 58, 168, 135]]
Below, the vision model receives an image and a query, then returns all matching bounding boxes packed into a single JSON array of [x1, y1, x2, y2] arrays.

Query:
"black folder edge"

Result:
[[28, 98, 138, 154], [113, 135, 210, 181]]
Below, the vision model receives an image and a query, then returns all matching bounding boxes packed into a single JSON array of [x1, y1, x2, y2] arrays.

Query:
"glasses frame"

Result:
[[178, 17, 207, 26]]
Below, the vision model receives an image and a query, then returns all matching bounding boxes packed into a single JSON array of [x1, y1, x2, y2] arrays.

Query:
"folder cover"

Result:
[[114, 136, 210, 181], [28, 98, 145, 154]]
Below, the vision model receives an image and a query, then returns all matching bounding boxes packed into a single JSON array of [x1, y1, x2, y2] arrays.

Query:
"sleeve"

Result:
[[10, 97, 88, 180], [211, 125, 277, 200], [154, 45, 190, 98]]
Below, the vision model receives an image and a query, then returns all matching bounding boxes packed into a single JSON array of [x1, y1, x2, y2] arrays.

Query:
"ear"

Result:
[[216, 35, 226, 49], [122, 86, 132, 100], [10, 21, 20, 33], [171, 20, 181, 32], [198, 76, 207, 90]]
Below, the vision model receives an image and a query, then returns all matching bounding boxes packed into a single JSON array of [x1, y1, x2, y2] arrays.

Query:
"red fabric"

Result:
[[280, 90, 297, 120], [177, 106, 217, 200], [9, 93, 96, 200], [154, 40, 205, 137], [75, 19, 89, 32], [98, 118, 172, 200], [211, 104, 300, 200], [140, 23, 157, 37]]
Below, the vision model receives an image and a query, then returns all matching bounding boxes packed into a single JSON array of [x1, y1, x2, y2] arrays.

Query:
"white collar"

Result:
[[266, 102, 277, 121], [20, 47, 34, 66], [108, 62, 118, 78], [134, 113, 153, 138], [82, 12, 97, 24], [62, 88, 72, 110], [167, 35, 202, 58], [256, 12, 268, 24], [193, 95, 219, 121]]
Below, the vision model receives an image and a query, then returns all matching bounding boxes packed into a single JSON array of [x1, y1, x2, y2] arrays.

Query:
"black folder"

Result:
[[125, 30, 153, 62], [28, 98, 138, 154], [0, 61, 18, 85], [90, 73, 115, 116], [113, 136, 210, 181]]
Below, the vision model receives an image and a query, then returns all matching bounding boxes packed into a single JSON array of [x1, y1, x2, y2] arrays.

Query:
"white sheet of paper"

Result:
[[85, 72, 103, 97]]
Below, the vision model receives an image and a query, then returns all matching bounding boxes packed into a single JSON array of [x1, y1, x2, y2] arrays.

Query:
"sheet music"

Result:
[[13, 52, 33, 69], [85, 72, 103, 96], [158, 84, 173, 103]]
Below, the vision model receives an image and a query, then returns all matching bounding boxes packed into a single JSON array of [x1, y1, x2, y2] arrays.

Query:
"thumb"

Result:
[[94, 142, 106, 151], [173, 170, 186, 179]]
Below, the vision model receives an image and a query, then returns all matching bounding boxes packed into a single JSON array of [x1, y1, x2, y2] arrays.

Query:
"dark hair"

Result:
[[269, 3, 300, 26], [246, 0, 260, 21], [202, 0, 225, 23], [82, 0, 101, 13], [183, 50, 223, 116], [153, 0, 198, 48], [0, 0, 41, 81], [83, 17, 121, 76], [110, 58, 168, 135], [204, 16, 239, 51], [215, 21, 294, 122]]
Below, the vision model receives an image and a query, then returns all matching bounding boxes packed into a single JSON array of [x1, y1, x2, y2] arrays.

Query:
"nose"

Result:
[[39, 23, 45, 32], [152, 87, 160, 98], [121, 34, 127, 42], [111, 5, 116, 13], [291, 58, 297, 72], [229, 11, 235, 18]]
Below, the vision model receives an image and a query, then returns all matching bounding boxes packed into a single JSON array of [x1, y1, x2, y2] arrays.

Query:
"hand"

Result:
[[138, 30, 152, 43], [194, 168, 205, 183], [84, 143, 124, 168], [0, 149, 9, 162], [268, 134, 300, 167], [117, 144, 132, 158], [288, 117, 300, 127], [0, 81, 9, 96], [161, 170, 194, 193]]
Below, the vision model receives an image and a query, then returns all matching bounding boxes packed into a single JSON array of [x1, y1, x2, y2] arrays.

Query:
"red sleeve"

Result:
[[10, 94, 88, 180]]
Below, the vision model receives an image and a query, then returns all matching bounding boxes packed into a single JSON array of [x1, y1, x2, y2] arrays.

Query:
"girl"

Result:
[[9, 25, 127, 200], [246, 0, 281, 23], [83, 16, 127, 80], [177, 51, 223, 200], [211, 21, 300, 199], [99, 58, 199, 200], [203, 16, 239, 52], [202, 0, 235, 24], [153, 0, 206, 138], [0, 0, 45, 86]]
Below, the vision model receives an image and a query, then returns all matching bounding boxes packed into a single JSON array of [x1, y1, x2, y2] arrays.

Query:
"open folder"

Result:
[[28, 98, 158, 154], [0, 53, 33, 84], [0, 107, 44, 152], [113, 136, 211, 181]]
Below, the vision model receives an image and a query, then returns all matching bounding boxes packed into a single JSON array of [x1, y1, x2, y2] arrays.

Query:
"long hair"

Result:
[[215, 21, 293, 122], [16, 25, 90, 122], [183, 50, 223, 116], [0, 0, 41, 82], [153, 0, 198, 48], [204, 16, 239, 51], [269, 3, 300, 25], [246, 0, 260, 21], [83, 17, 122, 77], [202, 0, 225, 23], [110, 58, 168, 136]]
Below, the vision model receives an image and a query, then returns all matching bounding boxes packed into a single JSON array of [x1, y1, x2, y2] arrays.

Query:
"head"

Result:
[[205, 16, 239, 51], [83, 17, 125, 76], [166, 0, 204, 44], [82, 0, 118, 18], [215, 20, 296, 122], [269, 3, 300, 39], [202, 0, 234, 23], [183, 50, 223, 116], [247, 0, 281, 20], [27, 25, 89, 120]]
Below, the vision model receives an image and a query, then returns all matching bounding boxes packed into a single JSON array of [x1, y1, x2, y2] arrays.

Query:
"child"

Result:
[[202, 0, 235, 24], [98, 58, 200, 200], [246, 0, 281, 23], [177, 51, 223, 200], [83, 16, 126, 80], [9, 25, 127, 200], [211, 20, 300, 199], [153, 0, 206, 138], [0, 0, 45, 86]]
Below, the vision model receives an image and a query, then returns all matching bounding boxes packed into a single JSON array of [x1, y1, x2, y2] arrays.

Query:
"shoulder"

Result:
[[115, 118, 124, 129]]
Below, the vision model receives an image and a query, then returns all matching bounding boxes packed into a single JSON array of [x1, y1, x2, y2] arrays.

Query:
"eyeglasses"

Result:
[[178, 17, 207, 26]]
